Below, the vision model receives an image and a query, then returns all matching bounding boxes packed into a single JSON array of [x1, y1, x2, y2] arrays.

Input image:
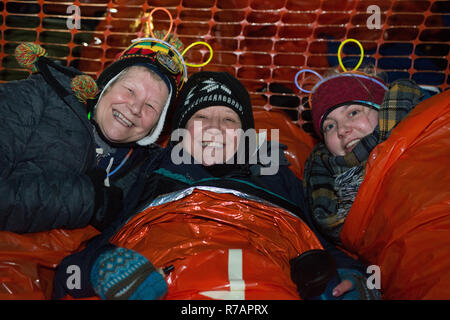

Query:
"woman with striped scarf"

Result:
[[302, 71, 433, 245]]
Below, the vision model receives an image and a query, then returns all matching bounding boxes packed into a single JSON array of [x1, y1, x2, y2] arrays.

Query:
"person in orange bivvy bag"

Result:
[[53, 71, 380, 300], [300, 65, 449, 299], [301, 70, 440, 245]]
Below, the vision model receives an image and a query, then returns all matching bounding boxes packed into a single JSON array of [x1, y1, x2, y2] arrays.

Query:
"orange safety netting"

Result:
[[0, 0, 449, 123]]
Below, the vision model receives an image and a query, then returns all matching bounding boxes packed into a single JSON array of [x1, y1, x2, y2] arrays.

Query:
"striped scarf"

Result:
[[303, 79, 423, 244]]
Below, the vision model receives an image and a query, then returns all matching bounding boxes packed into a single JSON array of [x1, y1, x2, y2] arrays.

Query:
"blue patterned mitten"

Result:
[[338, 268, 382, 300], [90, 247, 168, 300]]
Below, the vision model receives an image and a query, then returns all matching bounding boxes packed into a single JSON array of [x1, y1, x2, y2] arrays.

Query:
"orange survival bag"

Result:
[[340, 90, 450, 299]]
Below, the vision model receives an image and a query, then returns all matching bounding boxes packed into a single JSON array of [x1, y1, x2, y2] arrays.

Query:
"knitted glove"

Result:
[[90, 247, 168, 300], [86, 168, 123, 231], [337, 268, 382, 300]]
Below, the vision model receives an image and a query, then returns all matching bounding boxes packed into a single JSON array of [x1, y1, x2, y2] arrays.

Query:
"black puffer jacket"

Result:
[[0, 60, 146, 233]]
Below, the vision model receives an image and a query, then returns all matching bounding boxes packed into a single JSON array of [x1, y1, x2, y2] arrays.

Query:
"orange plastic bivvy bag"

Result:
[[0, 226, 99, 299], [253, 110, 317, 179], [340, 90, 450, 299], [111, 188, 323, 300]]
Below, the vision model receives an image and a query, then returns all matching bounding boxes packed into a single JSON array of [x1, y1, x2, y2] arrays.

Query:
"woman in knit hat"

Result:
[[302, 71, 434, 245], [151, 70, 296, 196], [170, 71, 255, 169], [54, 71, 380, 301], [0, 37, 186, 233]]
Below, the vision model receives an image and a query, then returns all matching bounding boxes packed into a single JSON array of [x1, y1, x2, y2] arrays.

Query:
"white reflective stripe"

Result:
[[199, 289, 244, 300], [229, 249, 245, 292], [199, 249, 246, 300]]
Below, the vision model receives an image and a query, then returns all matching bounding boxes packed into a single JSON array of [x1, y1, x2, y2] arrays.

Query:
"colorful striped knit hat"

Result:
[[95, 37, 188, 146]]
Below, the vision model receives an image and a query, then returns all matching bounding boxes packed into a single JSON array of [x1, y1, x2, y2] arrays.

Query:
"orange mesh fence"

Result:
[[0, 0, 448, 122]]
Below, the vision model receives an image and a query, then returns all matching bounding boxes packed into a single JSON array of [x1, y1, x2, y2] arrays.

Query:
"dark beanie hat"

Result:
[[172, 71, 255, 132]]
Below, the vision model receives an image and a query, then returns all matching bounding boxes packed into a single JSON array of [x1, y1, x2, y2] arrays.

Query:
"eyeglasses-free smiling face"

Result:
[[94, 66, 169, 144], [322, 104, 379, 156], [183, 106, 242, 166]]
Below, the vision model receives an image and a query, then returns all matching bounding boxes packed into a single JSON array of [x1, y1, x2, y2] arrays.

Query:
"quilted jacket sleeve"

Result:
[[0, 73, 97, 233]]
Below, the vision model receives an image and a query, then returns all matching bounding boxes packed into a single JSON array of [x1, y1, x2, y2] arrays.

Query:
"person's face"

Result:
[[95, 66, 169, 144], [184, 106, 242, 166], [322, 104, 379, 156]]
